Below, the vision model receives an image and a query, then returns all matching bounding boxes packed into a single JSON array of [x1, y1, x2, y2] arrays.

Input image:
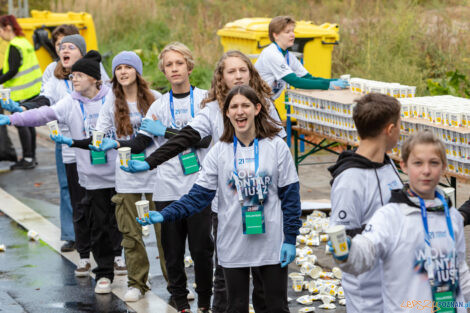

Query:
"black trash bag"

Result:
[[0, 108, 17, 162]]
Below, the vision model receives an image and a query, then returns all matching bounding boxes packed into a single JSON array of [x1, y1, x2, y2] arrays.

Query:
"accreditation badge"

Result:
[[178, 148, 201, 175], [242, 204, 265, 235], [432, 287, 456, 313], [90, 150, 107, 165], [131, 153, 146, 161]]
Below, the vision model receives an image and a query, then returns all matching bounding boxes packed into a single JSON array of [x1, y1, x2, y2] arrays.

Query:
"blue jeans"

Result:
[[56, 143, 75, 241]]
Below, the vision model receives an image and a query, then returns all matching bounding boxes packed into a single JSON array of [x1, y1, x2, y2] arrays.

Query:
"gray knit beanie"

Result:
[[60, 34, 86, 56]]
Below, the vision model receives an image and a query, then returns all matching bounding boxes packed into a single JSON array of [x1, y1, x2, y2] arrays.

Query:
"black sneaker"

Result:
[[10, 158, 36, 170], [61, 240, 76, 252], [197, 308, 212, 313]]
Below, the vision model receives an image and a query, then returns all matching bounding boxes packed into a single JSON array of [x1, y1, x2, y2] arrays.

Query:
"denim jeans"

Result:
[[56, 143, 75, 241]]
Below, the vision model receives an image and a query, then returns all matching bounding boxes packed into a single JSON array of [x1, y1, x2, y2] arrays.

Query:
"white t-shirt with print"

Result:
[[95, 90, 162, 193], [189, 99, 287, 212], [140, 87, 208, 201], [52, 91, 117, 190], [255, 43, 308, 100], [196, 136, 298, 267]]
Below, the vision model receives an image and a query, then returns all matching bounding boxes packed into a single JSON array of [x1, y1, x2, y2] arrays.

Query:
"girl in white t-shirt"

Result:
[[69, 51, 166, 302], [138, 85, 302, 313], [331, 130, 470, 312]]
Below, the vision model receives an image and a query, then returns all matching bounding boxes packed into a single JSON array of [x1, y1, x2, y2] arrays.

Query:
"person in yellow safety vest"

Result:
[[0, 15, 42, 169]]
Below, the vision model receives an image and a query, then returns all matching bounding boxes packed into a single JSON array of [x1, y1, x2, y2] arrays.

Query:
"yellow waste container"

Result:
[[0, 10, 98, 73], [217, 18, 339, 121]]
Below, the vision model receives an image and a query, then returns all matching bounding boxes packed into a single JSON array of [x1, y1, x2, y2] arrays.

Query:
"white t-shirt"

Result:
[[189, 99, 287, 212], [41, 61, 56, 94], [196, 136, 298, 267], [255, 43, 308, 100], [140, 87, 209, 201], [330, 162, 403, 313], [95, 90, 162, 193], [52, 90, 116, 190], [342, 198, 468, 313]]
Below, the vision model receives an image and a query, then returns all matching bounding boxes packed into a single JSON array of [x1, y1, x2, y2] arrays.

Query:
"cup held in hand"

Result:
[[325, 225, 348, 257], [118, 147, 131, 167]]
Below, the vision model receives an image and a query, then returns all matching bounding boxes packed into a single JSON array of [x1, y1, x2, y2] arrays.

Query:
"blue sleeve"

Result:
[[278, 182, 302, 245], [160, 184, 216, 221]]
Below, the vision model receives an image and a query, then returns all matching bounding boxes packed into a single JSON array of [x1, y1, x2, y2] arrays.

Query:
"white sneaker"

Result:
[[95, 277, 111, 294], [114, 256, 127, 275], [142, 225, 150, 237], [187, 290, 195, 301], [74, 258, 91, 277], [124, 287, 142, 302]]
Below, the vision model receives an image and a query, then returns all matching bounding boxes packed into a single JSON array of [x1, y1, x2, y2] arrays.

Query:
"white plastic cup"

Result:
[[118, 147, 131, 167], [1, 88, 10, 101], [27, 230, 40, 241], [292, 276, 304, 292], [46, 120, 60, 136], [325, 225, 349, 257], [340, 74, 350, 83], [135, 200, 150, 220], [92, 130, 105, 147]]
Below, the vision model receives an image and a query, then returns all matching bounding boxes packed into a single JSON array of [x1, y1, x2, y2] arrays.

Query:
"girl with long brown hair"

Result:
[[137, 85, 301, 313], [90, 51, 168, 302]]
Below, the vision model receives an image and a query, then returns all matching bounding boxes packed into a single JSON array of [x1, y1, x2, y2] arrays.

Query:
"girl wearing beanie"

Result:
[[61, 51, 167, 302], [0, 50, 122, 294]]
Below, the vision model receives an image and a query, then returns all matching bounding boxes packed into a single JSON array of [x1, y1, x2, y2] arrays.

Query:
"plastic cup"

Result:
[[292, 276, 304, 292], [46, 120, 60, 136], [325, 225, 349, 257], [1, 88, 10, 101], [118, 147, 131, 167], [27, 230, 40, 241], [92, 130, 105, 147], [340, 74, 350, 83], [135, 200, 150, 220], [0, 244, 5, 252]]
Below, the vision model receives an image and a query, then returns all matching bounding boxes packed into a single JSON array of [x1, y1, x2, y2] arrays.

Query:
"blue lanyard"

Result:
[[64, 80, 72, 94], [274, 42, 289, 66], [416, 190, 456, 284], [79, 97, 106, 135], [169, 87, 194, 129], [233, 136, 263, 204]]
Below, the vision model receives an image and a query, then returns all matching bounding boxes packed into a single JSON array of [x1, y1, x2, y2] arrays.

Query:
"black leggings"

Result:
[[223, 264, 289, 313], [15, 126, 36, 159]]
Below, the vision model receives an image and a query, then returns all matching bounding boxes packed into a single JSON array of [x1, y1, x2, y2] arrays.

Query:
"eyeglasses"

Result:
[[60, 44, 78, 51], [68, 73, 85, 81]]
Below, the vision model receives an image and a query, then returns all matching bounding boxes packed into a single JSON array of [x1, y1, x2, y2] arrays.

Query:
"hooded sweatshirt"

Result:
[[339, 187, 470, 313], [328, 150, 403, 313], [9, 85, 116, 190]]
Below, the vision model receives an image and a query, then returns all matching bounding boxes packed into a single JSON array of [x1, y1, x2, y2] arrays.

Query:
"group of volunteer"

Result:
[[2, 11, 467, 313]]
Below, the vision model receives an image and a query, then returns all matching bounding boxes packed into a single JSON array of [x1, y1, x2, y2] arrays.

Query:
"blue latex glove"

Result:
[[327, 237, 351, 262], [136, 211, 164, 226], [329, 79, 349, 90], [0, 115, 11, 125], [89, 138, 118, 152], [1, 99, 23, 112], [280, 243, 296, 268], [50, 134, 73, 147], [140, 119, 167, 137], [120, 160, 150, 173]]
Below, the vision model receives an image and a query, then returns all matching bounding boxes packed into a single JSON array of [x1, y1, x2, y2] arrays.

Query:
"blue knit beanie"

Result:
[[112, 51, 143, 76]]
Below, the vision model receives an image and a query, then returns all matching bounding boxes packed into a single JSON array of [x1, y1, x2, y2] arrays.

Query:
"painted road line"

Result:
[[0, 187, 176, 313]]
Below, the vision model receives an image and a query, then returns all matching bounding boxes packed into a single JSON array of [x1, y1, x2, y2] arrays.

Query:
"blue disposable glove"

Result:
[[50, 134, 73, 147], [140, 119, 167, 137], [327, 237, 351, 262], [1, 99, 23, 112], [329, 79, 349, 90], [0, 115, 11, 125], [280, 243, 296, 268], [136, 211, 164, 226], [89, 138, 118, 152], [120, 160, 150, 173]]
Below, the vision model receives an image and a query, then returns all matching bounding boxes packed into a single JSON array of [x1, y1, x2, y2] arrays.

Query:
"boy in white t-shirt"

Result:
[[255, 16, 348, 100]]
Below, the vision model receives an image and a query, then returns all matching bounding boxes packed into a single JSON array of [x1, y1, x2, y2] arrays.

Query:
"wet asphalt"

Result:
[[0, 128, 346, 313]]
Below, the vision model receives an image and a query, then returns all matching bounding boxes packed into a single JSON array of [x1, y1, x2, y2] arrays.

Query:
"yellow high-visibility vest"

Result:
[[3, 37, 42, 101]]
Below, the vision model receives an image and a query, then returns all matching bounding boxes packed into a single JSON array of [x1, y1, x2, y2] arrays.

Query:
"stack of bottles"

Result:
[[349, 78, 416, 98]]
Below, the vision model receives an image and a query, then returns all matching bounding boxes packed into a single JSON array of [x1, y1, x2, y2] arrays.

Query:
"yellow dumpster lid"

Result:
[[217, 17, 338, 39]]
